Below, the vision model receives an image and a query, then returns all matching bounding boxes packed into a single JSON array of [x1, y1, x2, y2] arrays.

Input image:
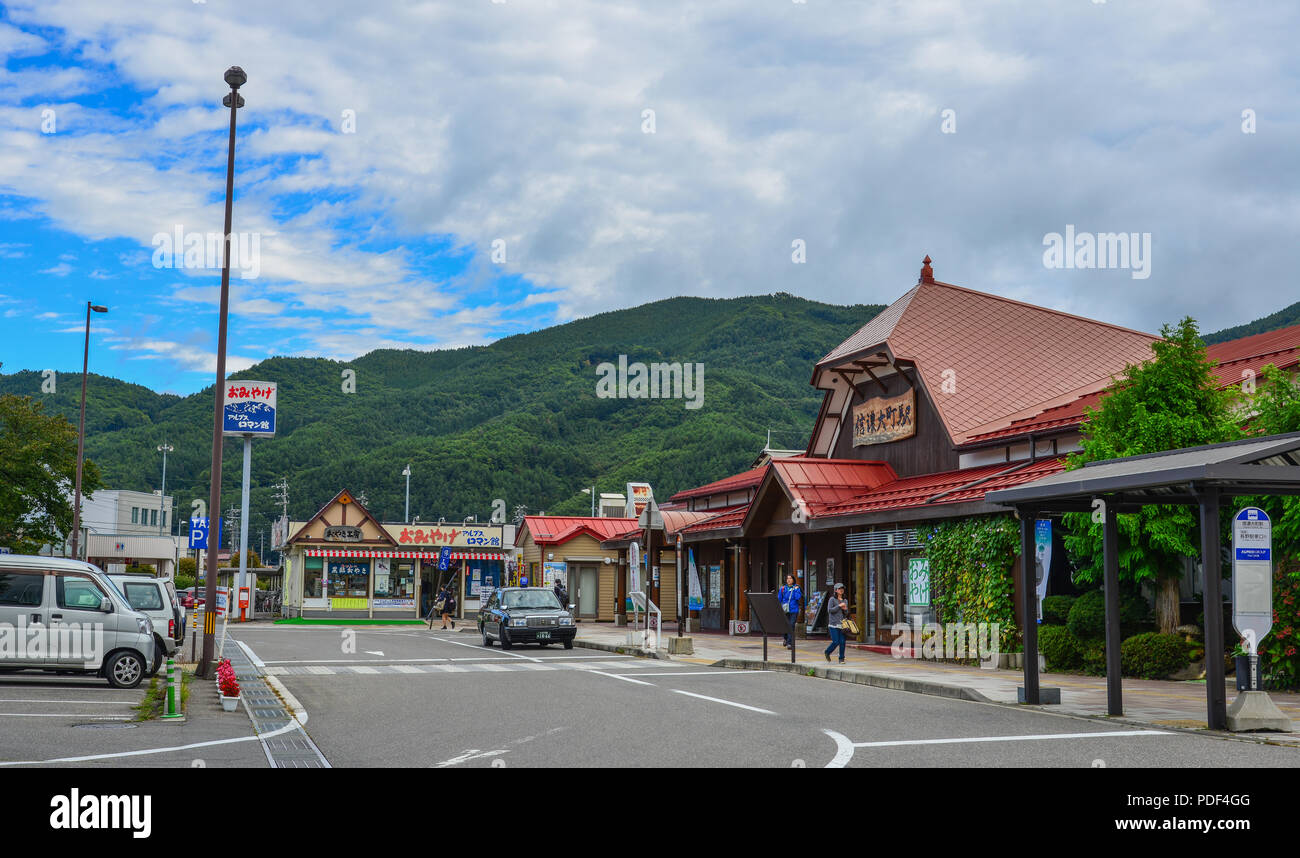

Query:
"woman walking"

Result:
[[778, 573, 801, 648], [440, 586, 457, 630], [824, 582, 849, 663]]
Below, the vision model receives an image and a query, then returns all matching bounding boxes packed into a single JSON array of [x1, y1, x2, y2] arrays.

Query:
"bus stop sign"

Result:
[[1232, 507, 1272, 654]]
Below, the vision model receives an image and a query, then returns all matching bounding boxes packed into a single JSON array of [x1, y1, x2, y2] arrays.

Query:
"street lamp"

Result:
[[156, 442, 173, 535], [581, 485, 596, 517], [402, 464, 411, 524], [70, 301, 108, 560], [200, 65, 247, 679]]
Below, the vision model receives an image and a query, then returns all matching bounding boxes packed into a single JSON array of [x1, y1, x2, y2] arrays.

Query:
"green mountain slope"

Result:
[[1204, 300, 1300, 345], [1, 294, 882, 534]]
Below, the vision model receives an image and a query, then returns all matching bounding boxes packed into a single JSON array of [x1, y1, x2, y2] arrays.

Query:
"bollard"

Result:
[[162, 657, 184, 721]]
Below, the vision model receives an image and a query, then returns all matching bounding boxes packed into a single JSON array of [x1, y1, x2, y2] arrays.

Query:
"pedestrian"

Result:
[[553, 577, 569, 609], [824, 583, 849, 664], [778, 573, 801, 648], [441, 586, 457, 630]]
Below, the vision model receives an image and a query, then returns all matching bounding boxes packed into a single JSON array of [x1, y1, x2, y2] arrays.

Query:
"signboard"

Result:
[[271, 515, 290, 550], [1034, 519, 1052, 623], [804, 590, 827, 633], [222, 380, 277, 437], [543, 561, 567, 588], [438, 546, 452, 572], [629, 542, 641, 593], [373, 557, 390, 595], [729, 620, 750, 635], [851, 388, 916, 446], [324, 525, 363, 542], [390, 524, 503, 547], [188, 517, 222, 551], [374, 598, 415, 608], [707, 564, 721, 608], [625, 483, 653, 518], [687, 549, 703, 611], [907, 557, 930, 607], [1232, 507, 1273, 654]]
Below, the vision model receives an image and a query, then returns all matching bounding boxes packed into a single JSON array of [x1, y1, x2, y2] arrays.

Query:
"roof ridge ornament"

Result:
[[920, 255, 935, 284]]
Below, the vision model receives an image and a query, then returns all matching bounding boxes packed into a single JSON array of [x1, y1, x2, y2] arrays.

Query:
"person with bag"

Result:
[[778, 573, 802, 648], [553, 578, 569, 610], [824, 582, 850, 663], [440, 586, 457, 630]]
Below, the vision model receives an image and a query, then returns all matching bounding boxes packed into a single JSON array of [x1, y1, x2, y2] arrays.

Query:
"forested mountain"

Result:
[[1204, 300, 1300, 344], [0, 294, 881, 538]]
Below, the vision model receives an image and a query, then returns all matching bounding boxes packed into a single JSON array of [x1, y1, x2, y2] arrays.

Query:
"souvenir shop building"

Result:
[[666, 257, 1300, 643], [282, 490, 504, 619]]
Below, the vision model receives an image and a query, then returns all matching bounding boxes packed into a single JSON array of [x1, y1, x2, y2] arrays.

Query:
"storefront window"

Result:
[[328, 560, 370, 598], [303, 557, 323, 599], [375, 561, 415, 598]]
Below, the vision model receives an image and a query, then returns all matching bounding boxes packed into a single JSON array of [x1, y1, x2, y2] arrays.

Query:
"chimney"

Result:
[[920, 255, 935, 284]]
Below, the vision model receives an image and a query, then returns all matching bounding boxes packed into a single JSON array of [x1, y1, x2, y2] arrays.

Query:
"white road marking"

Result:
[[350, 666, 379, 674], [435, 665, 469, 673], [0, 699, 138, 705], [590, 671, 655, 686], [263, 657, 449, 665], [850, 729, 1170, 748], [519, 664, 558, 671], [477, 664, 512, 672], [235, 639, 265, 668], [264, 674, 308, 726], [0, 713, 132, 719], [435, 748, 509, 768], [670, 689, 776, 714], [823, 729, 856, 768], [392, 665, 424, 674], [618, 670, 767, 677], [0, 719, 300, 766], [433, 636, 541, 662], [306, 666, 332, 675], [364, 650, 385, 656]]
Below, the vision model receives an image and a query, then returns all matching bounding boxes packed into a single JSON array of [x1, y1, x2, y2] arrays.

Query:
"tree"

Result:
[[222, 550, 262, 569], [1241, 365, 1300, 554], [0, 394, 103, 553], [1062, 318, 1242, 633]]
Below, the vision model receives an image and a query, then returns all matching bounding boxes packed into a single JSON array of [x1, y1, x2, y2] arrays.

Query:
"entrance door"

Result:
[[874, 550, 898, 643], [576, 566, 598, 619], [701, 563, 723, 631]]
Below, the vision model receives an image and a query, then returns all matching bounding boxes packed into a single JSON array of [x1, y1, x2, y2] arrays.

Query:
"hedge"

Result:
[[1120, 632, 1192, 680], [1041, 595, 1076, 626], [1038, 624, 1083, 670]]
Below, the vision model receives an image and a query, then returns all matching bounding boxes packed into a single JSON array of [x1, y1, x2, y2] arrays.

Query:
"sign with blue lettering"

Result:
[[222, 380, 277, 437], [188, 517, 222, 550], [438, 546, 452, 572]]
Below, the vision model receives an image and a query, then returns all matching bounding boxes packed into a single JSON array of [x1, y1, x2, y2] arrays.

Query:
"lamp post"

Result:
[[199, 65, 246, 679], [402, 464, 411, 523], [156, 442, 173, 535], [581, 485, 595, 517], [70, 301, 108, 560]]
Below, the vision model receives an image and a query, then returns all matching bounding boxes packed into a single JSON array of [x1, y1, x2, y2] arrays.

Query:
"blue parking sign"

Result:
[[188, 517, 222, 550]]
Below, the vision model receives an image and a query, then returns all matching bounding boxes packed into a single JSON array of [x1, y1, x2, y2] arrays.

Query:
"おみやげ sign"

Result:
[[223, 380, 277, 437]]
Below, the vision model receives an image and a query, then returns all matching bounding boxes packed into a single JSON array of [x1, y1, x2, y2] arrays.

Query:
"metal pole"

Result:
[[676, 535, 683, 637], [157, 443, 172, 535], [404, 466, 411, 524], [238, 435, 251, 621], [200, 66, 246, 679], [1021, 508, 1040, 704], [1200, 490, 1227, 730], [590, 485, 596, 518], [1102, 501, 1122, 715], [71, 302, 91, 560]]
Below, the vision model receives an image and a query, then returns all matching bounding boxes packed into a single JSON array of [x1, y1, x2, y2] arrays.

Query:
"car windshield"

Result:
[[502, 590, 561, 610]]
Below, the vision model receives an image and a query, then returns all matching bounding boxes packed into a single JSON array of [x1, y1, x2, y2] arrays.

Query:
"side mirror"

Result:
[[100, 600, 114, 614], [568, 604, 576, 612]]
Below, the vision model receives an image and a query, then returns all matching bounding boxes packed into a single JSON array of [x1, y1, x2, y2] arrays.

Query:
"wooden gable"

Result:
[[287, 489, 397, 546]]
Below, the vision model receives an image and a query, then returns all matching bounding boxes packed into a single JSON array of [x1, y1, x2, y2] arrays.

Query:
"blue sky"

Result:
[[2, 1, 1299, 395]]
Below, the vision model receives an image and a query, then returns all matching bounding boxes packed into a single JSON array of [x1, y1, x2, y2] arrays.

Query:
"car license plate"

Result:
[[536, 631, 551, 640]]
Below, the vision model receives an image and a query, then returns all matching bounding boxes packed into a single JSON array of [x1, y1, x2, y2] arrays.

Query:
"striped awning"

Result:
[[303, 548, 502, 560]]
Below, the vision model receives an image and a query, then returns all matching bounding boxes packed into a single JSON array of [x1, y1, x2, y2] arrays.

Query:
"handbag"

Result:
[[842, 616, 860, 636], [434, 598, 446, 613]]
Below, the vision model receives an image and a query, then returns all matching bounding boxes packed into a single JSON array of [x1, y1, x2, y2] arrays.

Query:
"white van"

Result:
[[0, 555, 156, 688], [107, 573, 183, 676]]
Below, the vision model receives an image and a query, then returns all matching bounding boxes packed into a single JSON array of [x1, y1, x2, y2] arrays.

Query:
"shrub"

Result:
[[1067, 589, 1106, 639], [1120, 592, 1151, 634], [1081, 641, 1108, 676], [1038, 624, 1083, 670], [1041, 595, 1076, 626], [1120, 632, 1192, 679]]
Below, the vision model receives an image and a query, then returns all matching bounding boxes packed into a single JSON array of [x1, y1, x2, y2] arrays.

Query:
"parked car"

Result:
[[0, 554, 155, 688], [107, 573, 183, 676], [478, 587, 576, 650]]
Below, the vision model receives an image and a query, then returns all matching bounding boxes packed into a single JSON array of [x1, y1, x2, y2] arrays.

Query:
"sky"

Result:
[[0, 0, 1297, 395]]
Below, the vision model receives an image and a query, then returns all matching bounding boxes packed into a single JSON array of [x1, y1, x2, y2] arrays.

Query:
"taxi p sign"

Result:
[[1232, 507, 1272, 655]]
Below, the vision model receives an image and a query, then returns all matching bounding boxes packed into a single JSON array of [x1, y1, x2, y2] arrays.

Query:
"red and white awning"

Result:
[[302, 548, 503, 560]]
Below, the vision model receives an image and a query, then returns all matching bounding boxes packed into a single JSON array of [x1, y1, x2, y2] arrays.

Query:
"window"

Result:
[[327, 560, 369, 598], [0, 572, 44, 606], [131, 507, 139, 524], [151, 509, 158, 527], [374, 561, 414, 599], [303, 557, 324, 599], [57, 575, 107, 611], [161, 510, 167, 529], [502, 590, 561, 610], [123, 583, 164, 611]]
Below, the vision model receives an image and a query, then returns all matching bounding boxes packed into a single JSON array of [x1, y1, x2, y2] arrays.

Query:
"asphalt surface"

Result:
[[229, 625, 1300, 768]]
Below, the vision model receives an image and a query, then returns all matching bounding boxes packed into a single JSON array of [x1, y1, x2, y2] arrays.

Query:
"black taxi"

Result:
[[478, 587, 577, 650]]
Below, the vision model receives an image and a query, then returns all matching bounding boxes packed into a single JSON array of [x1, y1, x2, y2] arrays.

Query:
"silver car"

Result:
[[0, 555, 155, 688]]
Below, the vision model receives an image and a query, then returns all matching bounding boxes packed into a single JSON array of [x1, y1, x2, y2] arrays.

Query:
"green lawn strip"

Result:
[[274, 617, 427, 626], [133, 669, 192, 721]]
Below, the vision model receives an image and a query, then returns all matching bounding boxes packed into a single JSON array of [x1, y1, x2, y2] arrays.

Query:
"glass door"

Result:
[[875, 550, 897, 643]]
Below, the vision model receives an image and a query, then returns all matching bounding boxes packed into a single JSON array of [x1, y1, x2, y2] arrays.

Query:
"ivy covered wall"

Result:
[[921, 515, 1022, 654]]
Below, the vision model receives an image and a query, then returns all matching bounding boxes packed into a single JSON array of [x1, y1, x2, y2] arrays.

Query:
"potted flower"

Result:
[[216, 658, 241, 711]]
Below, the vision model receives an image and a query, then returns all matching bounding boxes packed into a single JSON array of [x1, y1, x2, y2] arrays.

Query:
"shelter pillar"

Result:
[[1020, 508, 1039, 704], [1103, 500, 1123, 716], [1200, 490, 1227, 730]]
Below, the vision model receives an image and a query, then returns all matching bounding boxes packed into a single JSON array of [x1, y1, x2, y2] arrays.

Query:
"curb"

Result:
[[711, 658, 994, 704], [574, 639, 670, 660]]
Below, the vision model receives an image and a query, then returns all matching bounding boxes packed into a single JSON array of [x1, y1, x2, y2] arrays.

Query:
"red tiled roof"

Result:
[[668, 466, 767, 503], [659, 509, 719, 539], [822, 456, 1068, 517], [769, 457, 897, 515], [1207, 324, 1300, 389], [815, 275, 1158, 443], [681, 504, 750, 535], [519, 515, 639, 546]]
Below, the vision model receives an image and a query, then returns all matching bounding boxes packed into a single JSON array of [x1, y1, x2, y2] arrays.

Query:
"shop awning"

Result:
[[303, 549, 503, 560]]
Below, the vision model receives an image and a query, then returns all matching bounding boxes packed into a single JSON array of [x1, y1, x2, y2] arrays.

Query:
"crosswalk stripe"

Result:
[[392, 665, 424, 674], [307, 666, 332, 675], [477, 664, 512, 672], [350, 666, 379, 674]]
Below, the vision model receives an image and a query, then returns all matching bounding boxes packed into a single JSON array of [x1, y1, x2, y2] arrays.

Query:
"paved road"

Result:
[[230, 625, 1300, 768]]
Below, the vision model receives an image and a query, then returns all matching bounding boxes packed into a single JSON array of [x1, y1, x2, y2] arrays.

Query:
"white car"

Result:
[[107, 574, 183, 676]]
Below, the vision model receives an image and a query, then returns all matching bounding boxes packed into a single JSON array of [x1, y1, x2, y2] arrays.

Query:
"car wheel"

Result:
[[500, 630, 513, 650], [563, 638, 574, 650], [481, 624, 492, 647], [105, 651, 146, 689], [147, 636, 165, 676]]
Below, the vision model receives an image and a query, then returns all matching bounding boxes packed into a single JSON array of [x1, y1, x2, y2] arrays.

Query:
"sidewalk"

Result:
[[574, 623, 1300, 743]]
